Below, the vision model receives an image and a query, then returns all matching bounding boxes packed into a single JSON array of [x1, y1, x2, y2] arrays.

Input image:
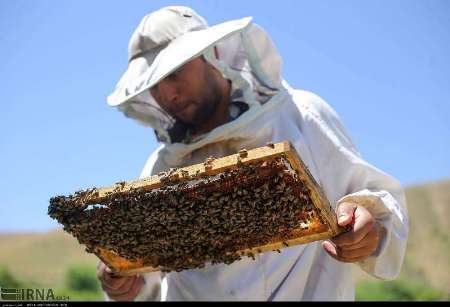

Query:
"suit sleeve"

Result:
[[296, 90, 409, 280]]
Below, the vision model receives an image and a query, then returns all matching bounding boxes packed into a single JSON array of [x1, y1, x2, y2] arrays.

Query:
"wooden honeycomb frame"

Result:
[[66, 141, 345, 275]]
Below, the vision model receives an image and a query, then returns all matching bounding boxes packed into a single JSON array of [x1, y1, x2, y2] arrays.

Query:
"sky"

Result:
[[0, 0, 449, 233]]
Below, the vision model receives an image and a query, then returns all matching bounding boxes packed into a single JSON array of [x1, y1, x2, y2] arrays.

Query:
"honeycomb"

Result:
[[48, 141, 343, 274]]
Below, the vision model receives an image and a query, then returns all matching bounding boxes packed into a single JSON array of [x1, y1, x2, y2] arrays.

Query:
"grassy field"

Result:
[[1, 179, 449, 301]]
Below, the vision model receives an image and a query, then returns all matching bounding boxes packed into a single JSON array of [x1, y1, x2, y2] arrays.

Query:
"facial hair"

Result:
[[184, 66, 224, 126]]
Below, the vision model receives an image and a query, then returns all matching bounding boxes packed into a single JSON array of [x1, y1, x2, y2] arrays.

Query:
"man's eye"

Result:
[[168, 67, 183, 79]]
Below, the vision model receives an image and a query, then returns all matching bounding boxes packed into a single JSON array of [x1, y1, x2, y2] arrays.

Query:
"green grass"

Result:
[[355, 279, 448, 301]]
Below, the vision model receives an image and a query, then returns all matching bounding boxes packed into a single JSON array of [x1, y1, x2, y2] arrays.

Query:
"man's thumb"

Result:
[[336, 202, 356, 226]]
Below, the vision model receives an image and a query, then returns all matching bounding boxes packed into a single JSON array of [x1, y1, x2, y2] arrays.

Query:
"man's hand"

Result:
[[322, 202, 382, 263], [97, 261, 145, 301]]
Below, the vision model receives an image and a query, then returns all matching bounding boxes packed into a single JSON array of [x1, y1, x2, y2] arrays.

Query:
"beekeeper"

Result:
[[97, 6, 408, 301]]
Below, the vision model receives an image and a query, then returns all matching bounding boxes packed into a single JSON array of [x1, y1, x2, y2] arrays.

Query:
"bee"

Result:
[[238, 149, 248, 158]]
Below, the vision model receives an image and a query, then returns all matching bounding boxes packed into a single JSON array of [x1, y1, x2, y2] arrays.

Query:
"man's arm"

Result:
[[293, 89, 408, 280]]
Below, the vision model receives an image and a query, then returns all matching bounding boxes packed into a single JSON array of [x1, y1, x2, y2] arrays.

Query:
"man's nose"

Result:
[[161, 82, 180, 104]]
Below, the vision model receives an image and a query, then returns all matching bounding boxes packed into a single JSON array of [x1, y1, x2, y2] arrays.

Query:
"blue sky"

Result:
[[0, 0, 449, 232]]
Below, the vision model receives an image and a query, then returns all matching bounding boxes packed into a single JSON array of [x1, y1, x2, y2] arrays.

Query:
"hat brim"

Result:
[[107, 16, 253, 107]]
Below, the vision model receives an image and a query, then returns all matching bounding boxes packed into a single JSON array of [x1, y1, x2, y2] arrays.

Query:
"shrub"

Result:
[[0, 266, 22, 288], [65, 264, 100, 292]]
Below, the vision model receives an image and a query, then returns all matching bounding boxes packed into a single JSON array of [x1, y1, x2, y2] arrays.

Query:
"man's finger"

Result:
[[97, 262, 108, 280], [127, 276, 145, 299], [332, 208, 374, 247], [109, 276, 144, 301], [331, 223, 371, 247], [97, 262, 120, 283], [322, 241, 339, 260], [337, 244, 377, 259], [102, 274, 131, 292], [106, 275, 137, 297], [332, 255, 368, 263], [336, 202, 356, 226], [338, 226, 379, 251], [101, 267, 132, 289], [323, 241, 373, 263]]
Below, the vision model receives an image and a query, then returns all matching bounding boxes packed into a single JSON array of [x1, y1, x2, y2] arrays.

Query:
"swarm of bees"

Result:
[[48, 142, 336, 273]]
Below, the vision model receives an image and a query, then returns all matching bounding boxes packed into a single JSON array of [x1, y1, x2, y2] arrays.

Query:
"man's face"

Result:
[[150, 56, 225, 126]]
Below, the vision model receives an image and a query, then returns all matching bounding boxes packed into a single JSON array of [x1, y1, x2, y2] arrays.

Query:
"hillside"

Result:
[[1, 179, 449, 297], [0, 230, 98, 287], [353, 179, 450, 295]]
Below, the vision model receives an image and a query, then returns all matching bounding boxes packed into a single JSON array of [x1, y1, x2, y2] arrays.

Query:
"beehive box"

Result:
[[48, 141, 345, 275]]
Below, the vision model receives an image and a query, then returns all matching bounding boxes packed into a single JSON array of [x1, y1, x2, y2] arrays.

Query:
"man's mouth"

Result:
[[174, 102, 195, 118]]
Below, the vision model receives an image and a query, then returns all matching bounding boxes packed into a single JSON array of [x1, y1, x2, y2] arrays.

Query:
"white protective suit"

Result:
[[106, 16, 408, 301]]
